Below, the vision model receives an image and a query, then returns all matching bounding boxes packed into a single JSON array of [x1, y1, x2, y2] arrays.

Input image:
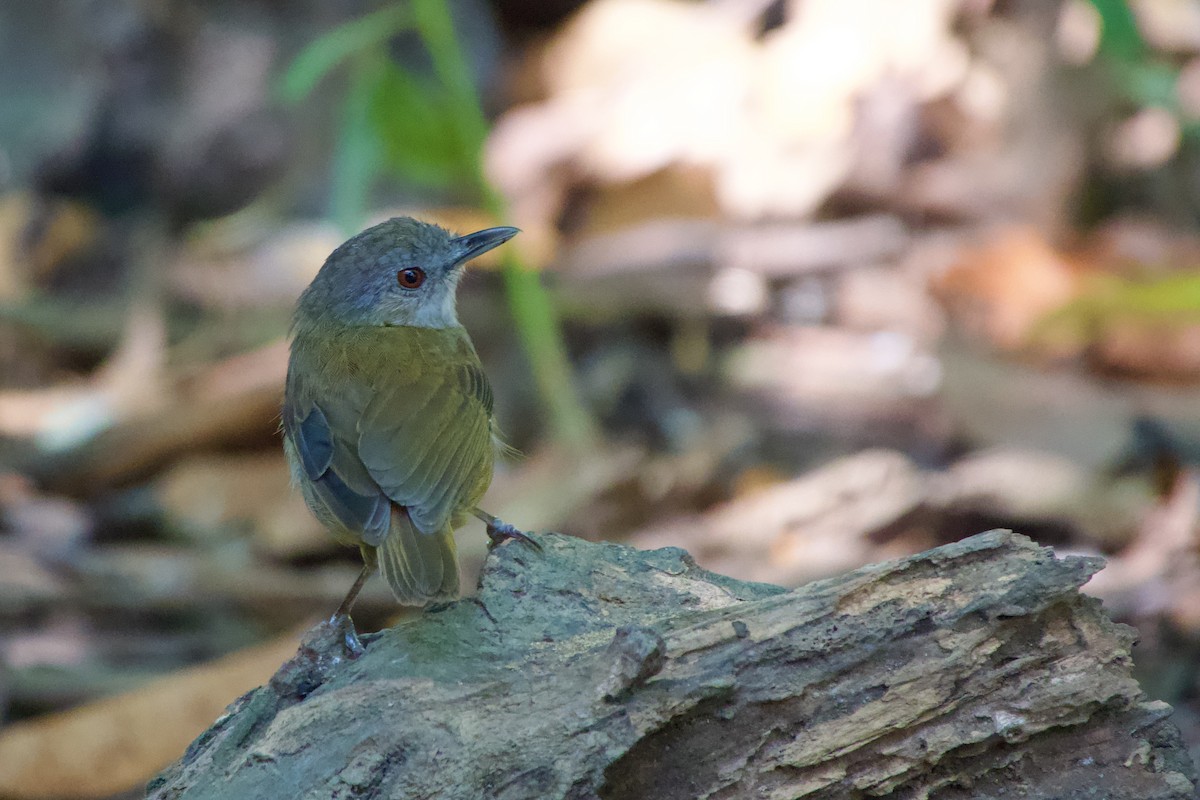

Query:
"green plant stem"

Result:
[[412, 0, 597, 450], [497, 248, 598, 450]]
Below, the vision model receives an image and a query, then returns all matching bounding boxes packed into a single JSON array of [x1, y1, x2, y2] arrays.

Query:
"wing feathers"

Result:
[[358, 356, 493, 535], [285, 399, 391, 545], [291, 404, 334, 481]]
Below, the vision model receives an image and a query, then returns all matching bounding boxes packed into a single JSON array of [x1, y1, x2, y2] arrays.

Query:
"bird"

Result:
[[282, 216, 537, 643]]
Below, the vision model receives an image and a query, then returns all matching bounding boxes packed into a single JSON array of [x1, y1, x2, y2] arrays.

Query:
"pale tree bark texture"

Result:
[[147, 530, 1197, 799]]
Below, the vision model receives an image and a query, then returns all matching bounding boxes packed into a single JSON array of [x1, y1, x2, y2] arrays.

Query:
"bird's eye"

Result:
[[397, 267, 426, 289]]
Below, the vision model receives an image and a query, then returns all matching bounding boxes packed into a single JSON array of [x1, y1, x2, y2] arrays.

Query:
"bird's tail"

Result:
[[377, 506, 459, 606]]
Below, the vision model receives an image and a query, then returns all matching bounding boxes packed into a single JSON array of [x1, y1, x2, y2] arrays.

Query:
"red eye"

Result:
[[397, 267, 426, 289]]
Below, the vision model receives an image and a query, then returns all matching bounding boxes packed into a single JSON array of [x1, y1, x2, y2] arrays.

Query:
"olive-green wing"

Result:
[[284, 369, 392, 546], [356, 358, 494, 535]]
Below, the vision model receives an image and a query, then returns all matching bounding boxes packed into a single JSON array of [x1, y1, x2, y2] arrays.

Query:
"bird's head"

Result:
[[298, 216, 518, 329]]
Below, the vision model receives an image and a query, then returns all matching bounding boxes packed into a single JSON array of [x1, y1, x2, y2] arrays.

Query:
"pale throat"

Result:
[[399, 283, 460, 329]]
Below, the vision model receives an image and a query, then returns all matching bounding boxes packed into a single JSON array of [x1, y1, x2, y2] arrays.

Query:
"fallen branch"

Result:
[[148, 530, 1196, 799]]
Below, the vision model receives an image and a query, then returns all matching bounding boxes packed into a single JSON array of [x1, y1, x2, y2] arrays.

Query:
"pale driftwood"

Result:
[[147, 530, 1196, 799]]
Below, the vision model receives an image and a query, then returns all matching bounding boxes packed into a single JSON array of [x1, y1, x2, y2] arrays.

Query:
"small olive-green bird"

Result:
[[283, 216, 534, 624]]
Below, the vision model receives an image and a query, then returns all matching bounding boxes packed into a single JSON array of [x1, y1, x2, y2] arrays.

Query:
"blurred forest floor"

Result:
[[5, 0, 1200, 797]]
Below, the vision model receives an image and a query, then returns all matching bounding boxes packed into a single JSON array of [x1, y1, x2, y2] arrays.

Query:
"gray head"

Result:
[[297, 217, 518, 329]]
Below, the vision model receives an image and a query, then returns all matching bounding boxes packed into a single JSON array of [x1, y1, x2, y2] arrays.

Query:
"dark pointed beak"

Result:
[[451, 226, 520, 266]]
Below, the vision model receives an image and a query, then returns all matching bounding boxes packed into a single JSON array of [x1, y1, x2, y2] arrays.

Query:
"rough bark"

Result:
[[147, 530, 1196, 800]]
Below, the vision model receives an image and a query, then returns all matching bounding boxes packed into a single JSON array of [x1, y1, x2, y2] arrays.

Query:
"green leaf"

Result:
[[368, 60, 469, 187], [1115, 61, 1180, 112], [411, 0, 490, 159], [1088, 0, 1147, 62], [1032, 271, 1200, 347], [1100, 272, 1200, 316], [279, 4, 413, 104], [331, 53, 386, 234]]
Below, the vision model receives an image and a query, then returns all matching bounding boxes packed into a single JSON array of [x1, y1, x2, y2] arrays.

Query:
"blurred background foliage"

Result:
[[5, 0, 1200, 796]]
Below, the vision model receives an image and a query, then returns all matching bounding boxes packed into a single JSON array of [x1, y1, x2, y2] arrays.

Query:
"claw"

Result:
[[485, 517, 543, 552], [321, 612, 365, 659], [271, 611, 365, 698]]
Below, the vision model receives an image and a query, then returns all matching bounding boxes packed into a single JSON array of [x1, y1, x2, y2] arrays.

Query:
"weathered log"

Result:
[[147, 530, 1196, 799]]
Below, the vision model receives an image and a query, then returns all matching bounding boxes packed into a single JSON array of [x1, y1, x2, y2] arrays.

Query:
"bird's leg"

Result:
[[270, 562, 371, 696], [472, 507, 543, 552], [326, 562, 373, 656], [334, 562, 373, 620]]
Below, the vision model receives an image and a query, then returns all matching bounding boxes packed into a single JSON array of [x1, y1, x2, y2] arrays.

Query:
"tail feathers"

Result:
[[378, 507, 459, 606]]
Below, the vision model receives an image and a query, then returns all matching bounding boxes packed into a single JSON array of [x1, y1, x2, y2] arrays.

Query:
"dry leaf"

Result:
[[1094, 320, 1200, 380], [630, 449, 925, 586], [0, 630, 303, 799], [488, 0, 968, 225], [934, 226, 1081, 351]]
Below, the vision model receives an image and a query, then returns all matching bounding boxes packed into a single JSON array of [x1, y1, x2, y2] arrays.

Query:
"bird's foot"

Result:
[[485, 517, 543, 552], [302, 611, 366, 661], [269, 612, 364, 700], [325, 612, 367, 658]]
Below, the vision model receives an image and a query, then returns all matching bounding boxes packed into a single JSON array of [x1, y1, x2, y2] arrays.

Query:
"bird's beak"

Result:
[[451, 226, 520, 267]]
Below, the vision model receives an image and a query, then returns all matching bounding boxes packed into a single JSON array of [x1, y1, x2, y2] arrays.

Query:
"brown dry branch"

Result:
[[148, 530, 1194, 800], [24, 341, 287, 495], [557, 215, 909, 279]]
